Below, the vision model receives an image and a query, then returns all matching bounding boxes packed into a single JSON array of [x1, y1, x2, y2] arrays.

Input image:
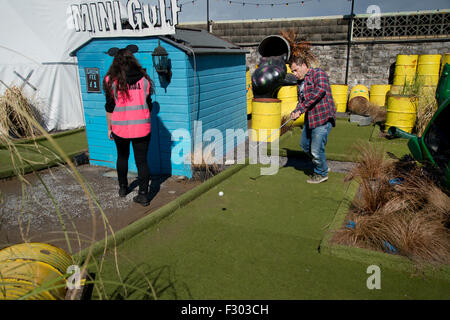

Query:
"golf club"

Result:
[[249, 117, 294, 180]]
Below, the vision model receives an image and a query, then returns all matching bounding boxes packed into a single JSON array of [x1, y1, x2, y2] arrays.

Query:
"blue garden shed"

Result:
[[72, 27, 248, 178]]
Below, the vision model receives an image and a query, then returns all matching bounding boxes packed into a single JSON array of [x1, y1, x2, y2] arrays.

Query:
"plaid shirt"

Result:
[[293, 68, 336, 129]]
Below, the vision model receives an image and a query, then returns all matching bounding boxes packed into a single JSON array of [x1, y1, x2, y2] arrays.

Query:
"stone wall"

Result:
[[243, 41, 450, 86], [343, 42, 449, 87], [180, 12, 450, 87], [209, 17, 348, 44], [181, 16, 348, 44]]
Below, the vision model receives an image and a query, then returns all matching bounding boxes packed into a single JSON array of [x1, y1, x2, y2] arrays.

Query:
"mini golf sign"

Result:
[[70, 0, 181, 37]]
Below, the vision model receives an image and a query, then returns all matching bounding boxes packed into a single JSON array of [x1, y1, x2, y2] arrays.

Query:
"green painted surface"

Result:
[[92, 164, 450, 300], [0, 129, 88, 178], [368, 125, 411, 159], [275, 119, 410, 161]]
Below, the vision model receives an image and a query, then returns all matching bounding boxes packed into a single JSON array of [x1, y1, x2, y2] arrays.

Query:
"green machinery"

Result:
[[389, 63, 450, 189]]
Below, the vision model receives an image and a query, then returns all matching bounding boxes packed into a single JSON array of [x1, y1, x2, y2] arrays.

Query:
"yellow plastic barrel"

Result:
[[246, 70, 253, 115], [417, 54, 442, 86], [0, 243, 73, 300], [370, 85, 391, 107], [251, 98, 281, 142], [330, 84, 348, 112], [0, 261, 66, 300], [349, 85, 369, 101], [284, 65, 306, 126], [349, 85, 369, 102], [277, 85, 298, 118], [393, 55, 418, 86], [441, 53, 450, 75], [276, 85, 305, 126], [0, 277, 56, 300], [385, 95, 417, 133]]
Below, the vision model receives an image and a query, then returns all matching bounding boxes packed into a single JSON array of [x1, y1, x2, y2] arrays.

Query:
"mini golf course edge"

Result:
[[319, 179, 450, 282], [0, 128, 88, 179], [73, 161, 249, 263]]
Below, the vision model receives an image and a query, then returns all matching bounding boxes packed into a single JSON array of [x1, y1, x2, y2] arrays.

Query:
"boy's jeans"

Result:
[[300, 121, 332, 177]]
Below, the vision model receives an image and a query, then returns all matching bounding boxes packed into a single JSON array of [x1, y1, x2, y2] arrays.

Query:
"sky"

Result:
[[176, 0, 450, 23]]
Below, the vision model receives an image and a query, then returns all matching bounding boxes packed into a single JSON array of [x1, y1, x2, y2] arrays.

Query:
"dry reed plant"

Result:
[[0, 87, 57, 179], [350, 179, 393, 216], [414, 89, 438, 137], [335, 142, 450, 266], [396, 74, 424, 97], [348, 99, 387, 124], [344, 143, 395, 216], [366, 103, 387, 124], [348, 96, 369, 115], [0, 86, 139, 300], [0, 86, 44, 139], [189, 147, 221, 181], [345, 142, 394, 182], [335, 211, 406, 252], [348, 97, 387, 126], [279, 29, 318, 67], [388, 74, 437, 136], [336, 205, 450, 266]]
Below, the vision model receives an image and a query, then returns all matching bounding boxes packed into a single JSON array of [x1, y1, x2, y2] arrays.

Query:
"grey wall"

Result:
[[182, 16, 349, 44], [180, 12, 450, 88], [243, 41, 450, 87]]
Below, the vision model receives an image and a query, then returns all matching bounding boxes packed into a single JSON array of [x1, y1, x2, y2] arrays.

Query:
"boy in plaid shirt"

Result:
[[290, 55, 336, 184]]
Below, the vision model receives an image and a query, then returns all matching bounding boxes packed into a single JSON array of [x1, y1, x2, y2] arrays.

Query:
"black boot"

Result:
[[119, 184, 128, 198], [133, 190, 150, 206]]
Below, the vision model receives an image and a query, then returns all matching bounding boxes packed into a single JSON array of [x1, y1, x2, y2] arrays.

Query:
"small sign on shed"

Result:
[[84, 68, 101, 93]]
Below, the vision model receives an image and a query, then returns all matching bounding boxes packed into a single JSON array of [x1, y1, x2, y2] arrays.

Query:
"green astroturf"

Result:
[[274, 119, 411, 161], [0, 129, 88, 178], [92, 164, 450, 300]]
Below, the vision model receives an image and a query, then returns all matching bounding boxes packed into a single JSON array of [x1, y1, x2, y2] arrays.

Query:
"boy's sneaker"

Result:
[[307, 174, 328, 184], [133, 193, 150, 206]]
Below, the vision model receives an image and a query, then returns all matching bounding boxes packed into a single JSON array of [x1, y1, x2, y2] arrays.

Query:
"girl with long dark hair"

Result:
[[103, 48, 155, 206]]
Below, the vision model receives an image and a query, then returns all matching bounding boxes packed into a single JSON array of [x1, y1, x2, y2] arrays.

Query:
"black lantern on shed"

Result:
[[152, 40, 171, 82]]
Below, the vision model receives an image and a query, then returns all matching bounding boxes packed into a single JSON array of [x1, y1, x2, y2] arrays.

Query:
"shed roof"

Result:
[[70, 27, 248, 57], [163, 27, 248, 55]]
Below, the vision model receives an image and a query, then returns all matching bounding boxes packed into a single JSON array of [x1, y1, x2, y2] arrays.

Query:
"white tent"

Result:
[[0, 0, 92, 131], [0, 0, 181, 132]]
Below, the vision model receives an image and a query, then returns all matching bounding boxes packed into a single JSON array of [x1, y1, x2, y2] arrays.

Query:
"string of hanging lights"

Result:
[[219, 0, 312, 7], [178, 0, 199, 8], [178, 0, 316, 8], [179, 0, 353, 8]]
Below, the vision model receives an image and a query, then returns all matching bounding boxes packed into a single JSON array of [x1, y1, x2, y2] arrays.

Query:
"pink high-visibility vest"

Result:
[[107, 76, 151, 139]]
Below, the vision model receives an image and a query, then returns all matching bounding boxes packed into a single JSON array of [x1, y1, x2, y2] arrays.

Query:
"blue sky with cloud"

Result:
[[176, 0, 449, 23]]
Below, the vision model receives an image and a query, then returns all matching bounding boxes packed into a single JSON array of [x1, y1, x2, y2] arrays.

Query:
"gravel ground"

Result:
[[0, 164, 200, 251], [1, 166, 137, 228], [279, 156, 356, 173]]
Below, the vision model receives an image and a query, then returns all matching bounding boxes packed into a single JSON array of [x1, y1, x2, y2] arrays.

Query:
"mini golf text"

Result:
[[68, 0, 180, 37]]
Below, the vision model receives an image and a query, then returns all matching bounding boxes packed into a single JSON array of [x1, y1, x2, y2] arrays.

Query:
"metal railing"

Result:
[[352, 11, 450, 40]]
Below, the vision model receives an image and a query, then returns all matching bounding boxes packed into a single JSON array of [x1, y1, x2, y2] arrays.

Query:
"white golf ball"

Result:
[[218, 191, 224, 197]]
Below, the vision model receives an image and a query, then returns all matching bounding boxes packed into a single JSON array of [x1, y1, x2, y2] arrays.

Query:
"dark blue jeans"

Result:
[[300, 121, 332, 177]]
